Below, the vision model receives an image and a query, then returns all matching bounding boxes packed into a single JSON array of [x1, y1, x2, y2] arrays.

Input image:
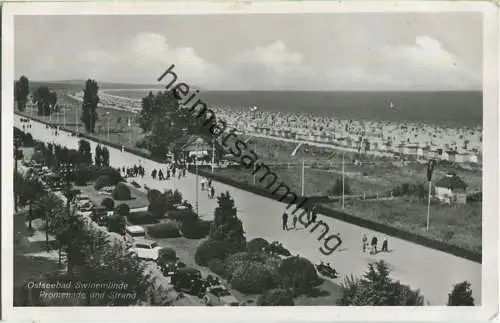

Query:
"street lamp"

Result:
[[106, 112, 111, 141]]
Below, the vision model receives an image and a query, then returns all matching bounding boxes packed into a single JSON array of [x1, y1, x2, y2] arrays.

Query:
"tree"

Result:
[[14, 76, 30, 112], [209, 192, 246, 252], [36, 193, 65, 251], [101, 147, 110, 167], [447, 281, 474, 306], [337, 260, 425, 306], [18, 175, 46, 230], [81, 79, 100, 133], [78, 139, 92, 165], [95, 145, 102, 167]]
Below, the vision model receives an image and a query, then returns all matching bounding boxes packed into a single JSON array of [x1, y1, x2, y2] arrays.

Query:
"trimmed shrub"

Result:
[[195, 239, 233, 266], [257, 288, 294, 306], [247, 238, 270, 254], [113, 183, 131, 200], [127, 211, 158, 225], [207, 259, 226, 277], [167, 208, 196, 222], [101, 198, 115, 211], [148, 193, 168, 218], [147, 222, 181, 239], [158, 248, 177, 264], [114, 203, 130, 217], [278, 257, 320, 295], [230, 261, 277, 294], [181, 219, 211, 240], [224, 252, 250, 280], [74, 167, 91, 186], [94, 175, 112, 191]]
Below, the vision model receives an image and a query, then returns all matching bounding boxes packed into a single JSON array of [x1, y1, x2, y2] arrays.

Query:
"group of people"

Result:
[[151, 164, 187, 181], [200, 178, 216, 199], [122, 165, 145, 178], [362, 234, 389, 255], [281, 205, 319, 231]]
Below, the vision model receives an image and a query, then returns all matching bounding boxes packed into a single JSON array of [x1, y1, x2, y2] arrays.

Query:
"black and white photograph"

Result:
[[2, 1, 498, 321]]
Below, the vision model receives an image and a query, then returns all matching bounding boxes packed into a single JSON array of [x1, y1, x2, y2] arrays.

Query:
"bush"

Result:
[[167, 208, 196, 222], [101, 198, 115, 211], [147, 189, 161, 203], [247, 238, 270, 254], [223, 252, 250, 280], [195, 239, 233, 266], [148, 193, 168, 218], [74, 167, 91, 186], [230, 261, 277, 294], [127, 211, 158, 225], [447, 281, 474, 306], [158, 248, 177, 264], [94, 175, 112, 191], [105, 215, 126, 235], [257, 288, 294, 306], [147, 222, 181, 239], [278, 257, 319, 295], [113, 183, 131, 200], [207, 259, 226, 277], [114, 203, 130, 217], [181, 219, 211, 239]]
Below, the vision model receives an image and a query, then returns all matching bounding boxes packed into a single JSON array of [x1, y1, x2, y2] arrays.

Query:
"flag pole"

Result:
[[342, 151, 345, 209]]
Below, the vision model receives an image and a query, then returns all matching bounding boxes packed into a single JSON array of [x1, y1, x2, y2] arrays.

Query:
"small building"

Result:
[[435, 173, 467, 204]]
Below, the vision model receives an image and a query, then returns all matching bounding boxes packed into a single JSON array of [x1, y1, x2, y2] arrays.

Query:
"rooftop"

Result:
[[435, 173, 467, 190]]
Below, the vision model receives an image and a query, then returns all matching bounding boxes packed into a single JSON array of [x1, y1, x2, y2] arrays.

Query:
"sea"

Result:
[[106, 90, 483, 128]]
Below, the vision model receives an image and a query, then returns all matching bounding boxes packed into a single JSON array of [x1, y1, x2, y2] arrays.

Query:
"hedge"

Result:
[[101, 198, 115, 211], [114, 203, 130, 217], [113, 183, 131, 200], [257, 288, 295, 306], [94, 175, 113, 191], [247, 238, 270, 254], [278, 256, 320, 295], [127, 211, 158, 225], [105, 215, 126, 235], [230, 261, 277, 294], [195, 239, 233, 266], [158, 248, 177, 263], [147, 222, 181, 239], [207, 259, 226, 277], [181, 219, 211, 240]]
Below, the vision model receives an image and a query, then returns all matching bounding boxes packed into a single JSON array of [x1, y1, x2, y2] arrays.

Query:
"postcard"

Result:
[[2, 1, 498, 322]]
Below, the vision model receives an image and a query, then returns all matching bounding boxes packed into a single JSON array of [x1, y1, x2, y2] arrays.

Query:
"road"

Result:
[[16, 115, 482, 305]]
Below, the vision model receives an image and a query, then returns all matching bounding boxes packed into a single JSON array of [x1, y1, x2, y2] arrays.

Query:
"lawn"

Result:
[[77, 182, 149, 210], [323, 197, 482, 254], [155, 236, 343, 306]]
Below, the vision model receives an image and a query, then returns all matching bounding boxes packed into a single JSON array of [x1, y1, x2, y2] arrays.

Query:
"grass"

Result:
[[77, 183, 149, 210], [323, 197, 482, 254]]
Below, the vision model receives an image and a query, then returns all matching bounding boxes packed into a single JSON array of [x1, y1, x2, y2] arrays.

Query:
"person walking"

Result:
[[208, 178, 212, 189], [371, 236, 378, 255], [362, 234, 368, 253], [210, 186, 215, 199], [201, 178, 206, 191], [292, 213, 298, 229], [382, 236, 388, 252], [158, 169, 164, 180], [282, 212, 288, 231], [151, 169, 157, 180], [311, 206, 318, 223]]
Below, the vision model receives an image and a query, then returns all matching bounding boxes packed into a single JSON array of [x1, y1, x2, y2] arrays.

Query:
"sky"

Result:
[[14, 13, 482, 91]]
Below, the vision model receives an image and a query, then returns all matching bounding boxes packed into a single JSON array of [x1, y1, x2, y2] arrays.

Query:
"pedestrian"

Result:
[[158, 169, 164, 180], [183, 168, 186, 177], [151, 169, 157, 180], [166, 169, 170, 180], [311, 206, 318, 223], [210, 186, 215, 199], [371, 236, 378, 255], [382, 236, 388, 252], [362, 234, 368, 253], [201, 178, 206, 191], [292, 213, 298, 229], [282, 212, 288, 231], [208, 178, 212, 189]]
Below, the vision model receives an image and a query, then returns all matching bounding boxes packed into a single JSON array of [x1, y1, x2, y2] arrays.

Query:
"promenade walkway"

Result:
[[15, 115, 481, 305]]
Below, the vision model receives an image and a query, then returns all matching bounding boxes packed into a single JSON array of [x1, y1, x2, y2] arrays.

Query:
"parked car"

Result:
[[125, 225, 147, 246], [171, 267, 205, 297], [128, 239, 162, 261], [202, 285, 239, 306], [98, 186, 114, 195], [159, 259, 186, 277]]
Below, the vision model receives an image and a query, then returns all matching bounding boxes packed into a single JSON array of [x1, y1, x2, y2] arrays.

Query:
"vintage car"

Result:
[[171, 267, 205, 297], [202, 285, 239, 306], [128, 239, 162, 261]]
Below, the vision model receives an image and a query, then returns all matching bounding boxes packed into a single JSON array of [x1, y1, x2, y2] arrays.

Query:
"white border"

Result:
[[2, 1, 498, 322]]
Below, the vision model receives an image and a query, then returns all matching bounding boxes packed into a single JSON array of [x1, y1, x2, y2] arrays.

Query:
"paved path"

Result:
[[16, 116, 482, 305]]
